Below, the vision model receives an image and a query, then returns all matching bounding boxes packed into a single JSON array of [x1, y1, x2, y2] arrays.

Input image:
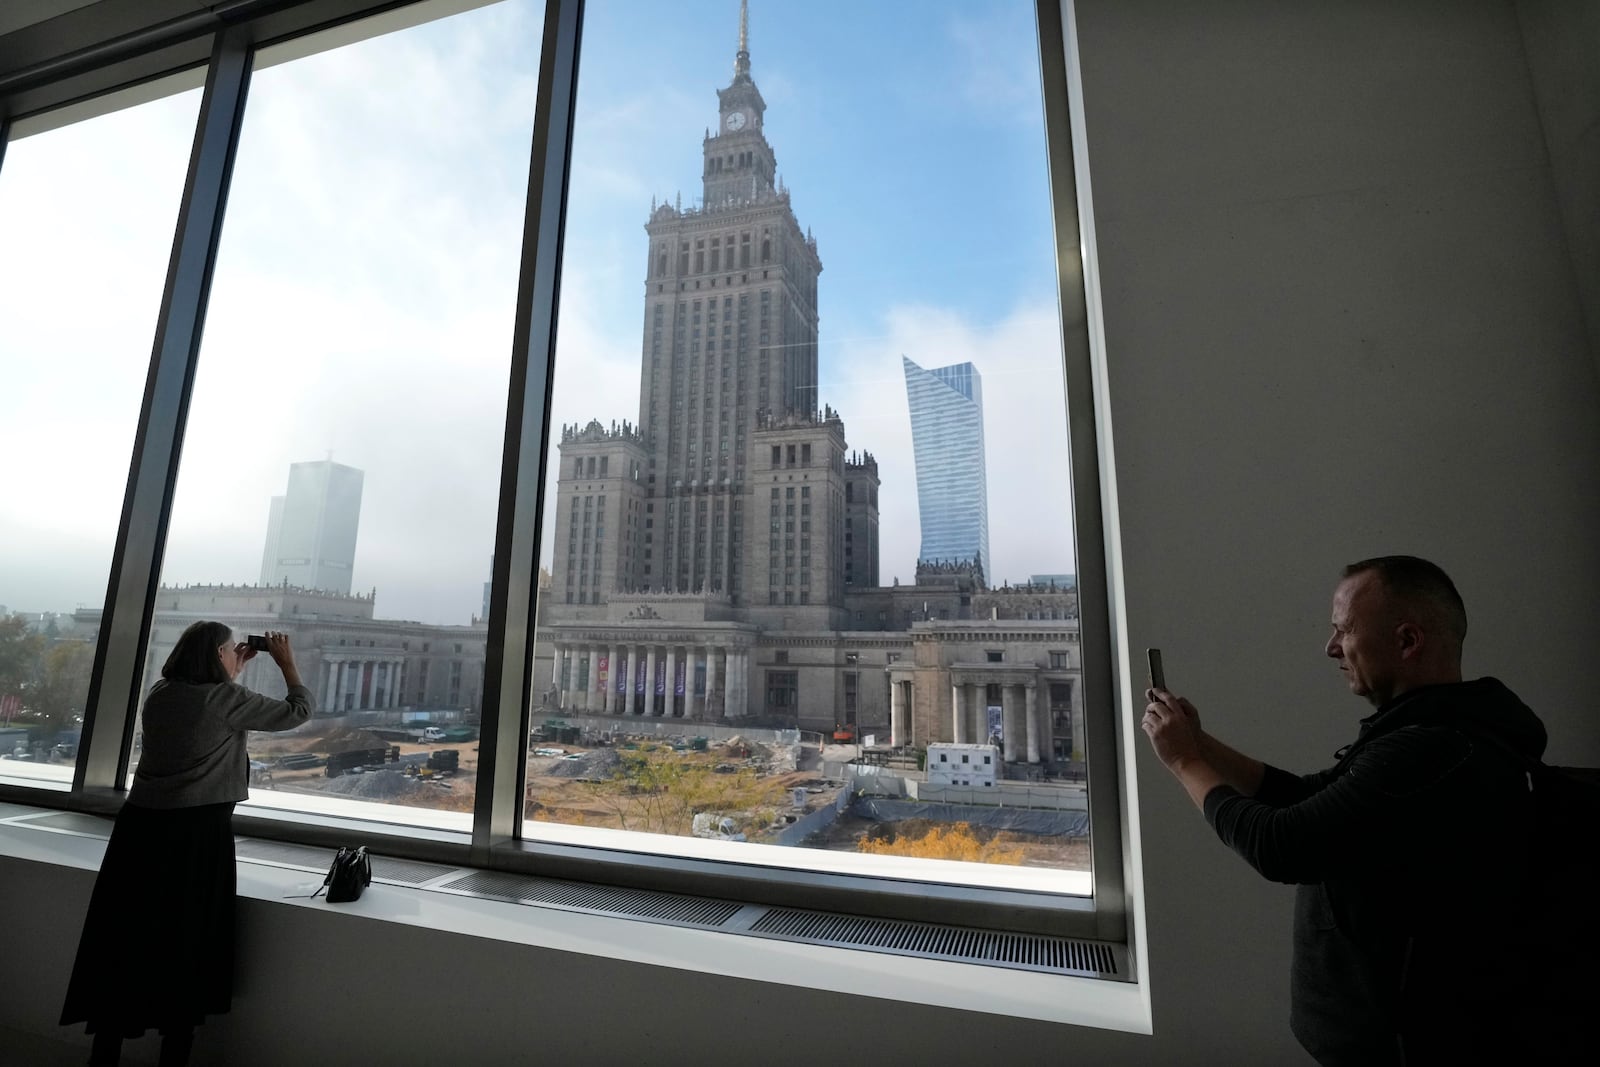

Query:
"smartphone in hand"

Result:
[[1146, 648, 1166, 692], [246, 634, 271, 652]]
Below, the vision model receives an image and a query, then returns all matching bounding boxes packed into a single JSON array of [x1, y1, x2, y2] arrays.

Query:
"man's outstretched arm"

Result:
[[1142, 689, 1263, 808], [1196, 726, 1266, 798]]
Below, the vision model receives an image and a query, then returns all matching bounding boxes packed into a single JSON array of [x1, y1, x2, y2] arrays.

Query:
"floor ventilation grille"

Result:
[[437, 870, 744, 928], [748, 907, 1120, 978]]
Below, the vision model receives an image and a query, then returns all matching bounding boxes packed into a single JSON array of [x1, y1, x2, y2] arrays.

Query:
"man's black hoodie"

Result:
[[1203, 679, 1546, 1066]]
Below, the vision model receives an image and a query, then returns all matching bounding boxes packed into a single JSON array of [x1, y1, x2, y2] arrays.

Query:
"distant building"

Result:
[[925, 743, 999, 788], [259, 460, 364, 594], [1029, 574, 1076, 589], [902, 357, 990, 573], [79, 583, 486, 719]]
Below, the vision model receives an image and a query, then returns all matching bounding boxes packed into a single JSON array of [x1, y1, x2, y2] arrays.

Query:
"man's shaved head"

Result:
[[1340, 555, 1467, 659]]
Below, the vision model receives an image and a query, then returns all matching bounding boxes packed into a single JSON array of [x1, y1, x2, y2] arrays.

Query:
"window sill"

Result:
[[0, 801, 1151, 1032]]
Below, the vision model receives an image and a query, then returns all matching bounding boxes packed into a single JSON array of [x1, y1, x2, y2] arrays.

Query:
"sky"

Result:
[[0, 0, 1077, 626]]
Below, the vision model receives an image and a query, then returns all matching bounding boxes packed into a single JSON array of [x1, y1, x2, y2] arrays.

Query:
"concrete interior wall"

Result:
[[4, 1, 1598, 1063], [1513, 0, 1600, 377]]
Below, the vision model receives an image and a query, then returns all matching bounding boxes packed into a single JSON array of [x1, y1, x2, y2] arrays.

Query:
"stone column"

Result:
[[623, 647, 637, 715], [560, 643, 572, 710], [585, 647, 600, 712], [725, 650, 742, 719], [1025, 683, 1040, 764], [391, 661, 403, 708], [687, 647, 702, 717], [1001, 684, 1022, 763], [567, 645, 581, 709], [951, 682, 964, 744], [736, 650, 749, 718], [705, 646, 720, 718], [567, 647, 579, 711], [644, 645, 658, 716], [604, 644, 619, 715], [664, 646, 678, 717], [325, 659, 339, 712], [890, 676, 906, 747], [967, 684, 984, 747]]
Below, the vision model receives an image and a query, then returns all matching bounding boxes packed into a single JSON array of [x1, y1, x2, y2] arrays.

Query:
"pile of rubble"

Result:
[[542, 747, 621, 780], [317, 769, 433, 800]]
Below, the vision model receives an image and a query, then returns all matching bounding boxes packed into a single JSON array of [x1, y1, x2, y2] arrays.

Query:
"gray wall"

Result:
[[1514, 0, 1600, 376], [5, 2, 1598, 1063]]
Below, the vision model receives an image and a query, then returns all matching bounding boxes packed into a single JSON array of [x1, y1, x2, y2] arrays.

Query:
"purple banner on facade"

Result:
[[635, 658, 646, 694], [615, 654, 628, 694], [674, 660, 685, 697], [655, 660, 666, 696]]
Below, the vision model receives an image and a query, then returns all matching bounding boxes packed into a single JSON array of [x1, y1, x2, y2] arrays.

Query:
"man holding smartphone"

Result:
[[1140, 556, 1561, 1065]]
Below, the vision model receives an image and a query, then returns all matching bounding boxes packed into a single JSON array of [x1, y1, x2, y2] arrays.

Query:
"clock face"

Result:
[[725, 111, 747, 132]]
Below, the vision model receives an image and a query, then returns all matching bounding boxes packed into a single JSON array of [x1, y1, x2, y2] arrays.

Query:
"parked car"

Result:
[[422, 727, 446, 743]]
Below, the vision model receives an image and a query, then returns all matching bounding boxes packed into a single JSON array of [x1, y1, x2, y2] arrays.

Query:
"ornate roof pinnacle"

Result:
[[734, 0, 751, 79]]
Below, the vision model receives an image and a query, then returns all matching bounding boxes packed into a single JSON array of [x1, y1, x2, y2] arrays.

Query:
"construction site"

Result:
[[246, 717, 1091, 870]]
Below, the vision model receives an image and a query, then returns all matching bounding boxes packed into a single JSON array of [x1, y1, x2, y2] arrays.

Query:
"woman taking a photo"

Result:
[[61, 623, 313, 1066]]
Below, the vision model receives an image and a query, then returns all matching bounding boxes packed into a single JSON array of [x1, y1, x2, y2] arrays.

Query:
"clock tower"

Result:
[[559, 0, 834, 616], [704, 0, 775, 208]]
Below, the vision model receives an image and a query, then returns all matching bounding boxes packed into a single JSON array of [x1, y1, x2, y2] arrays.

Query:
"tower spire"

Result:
[[734, 0, 751, 80]]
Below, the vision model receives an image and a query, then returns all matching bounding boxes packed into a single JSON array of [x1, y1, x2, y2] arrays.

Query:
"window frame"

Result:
[[0, 0, 1131, 959]]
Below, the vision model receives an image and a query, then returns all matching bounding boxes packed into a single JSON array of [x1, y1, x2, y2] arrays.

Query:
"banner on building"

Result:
[[596, 655, 608, 692], [986, 704, 1004, 740], [674, 660, 685, 697], [655, 660, 666, 696], [635, 658, 646, 695], [615, 654, 628, 694]]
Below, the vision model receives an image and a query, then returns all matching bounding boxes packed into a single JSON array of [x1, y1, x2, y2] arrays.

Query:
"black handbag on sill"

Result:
[[312, 846, 372, 903]]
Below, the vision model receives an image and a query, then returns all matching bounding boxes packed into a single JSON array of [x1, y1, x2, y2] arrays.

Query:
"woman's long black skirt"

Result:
[[60, 801, 237, 1037]]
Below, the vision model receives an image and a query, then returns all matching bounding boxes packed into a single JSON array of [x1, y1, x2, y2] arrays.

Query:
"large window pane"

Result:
[[529, 0, 1086, 894], [0, 82, 203, 787], [143, 0, 543, 827]]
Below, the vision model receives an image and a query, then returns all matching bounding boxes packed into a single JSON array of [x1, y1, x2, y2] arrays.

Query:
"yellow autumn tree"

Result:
[[857, 824, 1024, 865]]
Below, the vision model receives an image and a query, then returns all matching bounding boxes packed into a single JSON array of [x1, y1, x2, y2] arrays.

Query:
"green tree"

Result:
[[30, 639, 94, 740], [0, 614, 45, 702]]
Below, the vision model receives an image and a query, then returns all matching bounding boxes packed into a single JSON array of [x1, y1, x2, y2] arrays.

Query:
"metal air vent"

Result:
[[748, 907, 1120, 978]]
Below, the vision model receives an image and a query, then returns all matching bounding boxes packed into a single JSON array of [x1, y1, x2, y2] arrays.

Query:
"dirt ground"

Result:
[[251, 727, 1091, 872]]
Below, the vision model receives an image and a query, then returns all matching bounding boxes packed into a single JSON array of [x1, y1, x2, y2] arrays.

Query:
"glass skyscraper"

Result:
[[902, 357, 990, 572], [259, 459, 365, 594]]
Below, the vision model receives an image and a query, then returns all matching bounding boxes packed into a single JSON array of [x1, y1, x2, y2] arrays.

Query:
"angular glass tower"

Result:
[[902, 357, 990, 573], [259, 460, 365, 594]]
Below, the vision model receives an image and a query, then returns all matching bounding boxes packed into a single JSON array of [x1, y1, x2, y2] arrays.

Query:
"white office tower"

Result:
[[258, 460, 365, 594]]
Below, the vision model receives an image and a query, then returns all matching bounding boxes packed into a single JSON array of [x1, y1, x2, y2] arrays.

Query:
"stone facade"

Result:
[[79, 583, 487, 719]]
